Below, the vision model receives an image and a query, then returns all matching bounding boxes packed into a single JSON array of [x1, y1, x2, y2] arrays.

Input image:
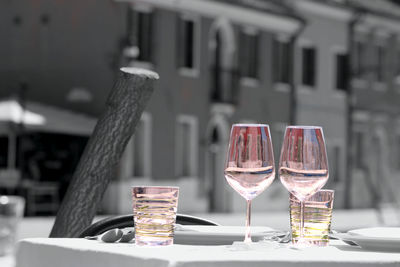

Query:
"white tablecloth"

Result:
[[15, 227, 400, 267]]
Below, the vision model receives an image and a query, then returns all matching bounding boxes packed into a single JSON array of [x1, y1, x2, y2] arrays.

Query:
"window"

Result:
[[128, 113, 152, 177], [395, 50, 400, 84], [131, 9, 153, 62], [0, 137, 7, 168], [273, 39, 290, 84], [397, 135, 400, 170], [375, 44, 386, 82], [336, 53, 348, 91], [328, 145, 341, 183], [133, 120, 145, 176], [354, 131, 365, 169], [397, 50, 400, 77], [239, 30, 259, 79], [177, 16, 198, 70], [302, 46, 317, 87], [354, 40, 366, 78], [176, 115, 198, 177]]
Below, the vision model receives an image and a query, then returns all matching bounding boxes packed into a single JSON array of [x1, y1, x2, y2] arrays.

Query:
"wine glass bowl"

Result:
[[279, 126, 329, 245], [224, 124, 275, 243], [224, 165, 274, 201]]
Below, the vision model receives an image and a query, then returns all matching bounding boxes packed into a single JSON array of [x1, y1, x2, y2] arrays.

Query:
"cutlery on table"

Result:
[[85, 228, 135, 243]]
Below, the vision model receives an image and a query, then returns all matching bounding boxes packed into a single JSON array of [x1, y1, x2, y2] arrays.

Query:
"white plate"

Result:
[[174, 226, 276, 245], [333, 227, 400, 252], [348, 227, 400, 239]]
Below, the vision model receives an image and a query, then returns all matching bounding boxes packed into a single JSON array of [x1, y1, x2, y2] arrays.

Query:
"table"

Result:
[[15, 226, 400, 267], [16, 236, 400, 267]]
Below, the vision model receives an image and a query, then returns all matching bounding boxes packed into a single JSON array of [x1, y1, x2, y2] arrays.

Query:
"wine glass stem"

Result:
[[300, 200, 305, 241], [244, 200, 252, 243]]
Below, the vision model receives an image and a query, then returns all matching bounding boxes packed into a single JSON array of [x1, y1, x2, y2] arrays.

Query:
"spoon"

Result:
[[101, 229, 124, 243], [272, 232, 291, 243], [85, 228, 123, 243], [119, 230, 135, 243], [85, 228, 136, 243], [263, 232, 291, 243]]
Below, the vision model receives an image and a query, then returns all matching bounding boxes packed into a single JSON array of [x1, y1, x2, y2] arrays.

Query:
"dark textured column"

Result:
[[50, 68, 159, 237]]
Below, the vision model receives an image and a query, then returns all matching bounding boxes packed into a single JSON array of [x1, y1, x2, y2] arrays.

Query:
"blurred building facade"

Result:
[[288, 0, 350, 208], [0, 0, 126, 116], [344, 0, 400, 211], [105, 0, 305, 214], [0, 0, 123, 215], [111, 0, 400, 213], [2, 0, 400, 215]]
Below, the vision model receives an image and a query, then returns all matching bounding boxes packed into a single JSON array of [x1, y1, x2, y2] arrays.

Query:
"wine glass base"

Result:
[[231, 241, 281, 251], [230, 241, 254, 251]]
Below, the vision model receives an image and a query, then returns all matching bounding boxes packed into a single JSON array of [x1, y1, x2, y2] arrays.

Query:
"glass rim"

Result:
[[232, 123, 270, 128], [286, 125, 322, 129], [316, 189, 334, 193], [290, 189, 334, 201], [290, 189, 334, 196], [132, 186, 179, 189]]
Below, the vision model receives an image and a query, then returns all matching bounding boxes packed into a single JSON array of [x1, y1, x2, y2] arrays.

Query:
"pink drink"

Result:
[[279, 126, 329, 246], [225, 166, 275, 200], [224, 124, 275, 243], [132, 186, 179, 246], [280, 167, 328, 202]]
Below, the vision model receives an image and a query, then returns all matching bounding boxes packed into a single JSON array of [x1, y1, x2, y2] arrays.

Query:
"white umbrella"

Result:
[[0, 99, 46, 169], [0, 99, 96, 169], [0, 99, 46, 125]]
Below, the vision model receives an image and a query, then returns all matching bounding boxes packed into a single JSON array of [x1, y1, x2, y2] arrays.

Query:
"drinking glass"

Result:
[[0, 195, 25, 256], [279, 126, 329, 245], [224, 124, 275, 243], [132, 186, 179, 246], [290, 189, 334, 246]]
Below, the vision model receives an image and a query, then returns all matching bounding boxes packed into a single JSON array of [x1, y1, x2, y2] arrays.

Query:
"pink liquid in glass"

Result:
[[279, 126, 329, 246], [224, 124, 275, 243], [225, 166, 275, 200], [280, 167, 328, 202]]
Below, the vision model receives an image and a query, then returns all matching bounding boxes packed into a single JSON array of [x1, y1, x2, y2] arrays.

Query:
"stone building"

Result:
[[288, 0, 350, 208], [2, 0, 400, 215], [107, 0, 304, 214], [296, 0, 400, 212], [110, 0, 400, 213], [345, 0, 400, 211]]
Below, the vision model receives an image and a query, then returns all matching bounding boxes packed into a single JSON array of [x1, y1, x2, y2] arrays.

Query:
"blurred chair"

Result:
[[23, 151, 60, 216], [0, 168, 21, 194], [79, 214, 219, 238], [24, 181, 59, 216]]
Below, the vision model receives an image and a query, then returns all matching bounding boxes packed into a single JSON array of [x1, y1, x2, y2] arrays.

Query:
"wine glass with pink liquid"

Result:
[[279, 126, 329, 245], [224, 124, 275, 243]]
